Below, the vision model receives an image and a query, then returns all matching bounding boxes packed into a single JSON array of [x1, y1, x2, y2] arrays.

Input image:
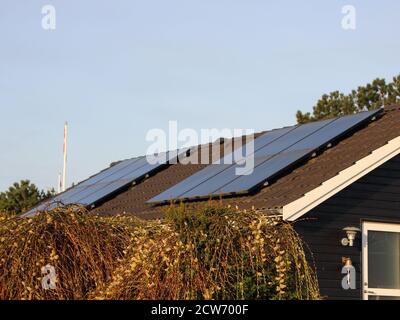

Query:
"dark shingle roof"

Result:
[[92, 105, 400, 219]]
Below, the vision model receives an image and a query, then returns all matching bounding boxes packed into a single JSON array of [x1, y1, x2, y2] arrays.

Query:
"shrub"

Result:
[[0, 205, 139, 300], [0, 204, 319, 300], [94, 204, 320, 300]]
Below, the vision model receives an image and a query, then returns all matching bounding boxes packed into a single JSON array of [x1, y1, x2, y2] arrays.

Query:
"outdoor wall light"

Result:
[[341, 227, 361, 247]]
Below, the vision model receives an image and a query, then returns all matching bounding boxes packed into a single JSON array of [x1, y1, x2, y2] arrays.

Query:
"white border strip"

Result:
[[362, 221, 400, 300], [283, 136, 400, 221]]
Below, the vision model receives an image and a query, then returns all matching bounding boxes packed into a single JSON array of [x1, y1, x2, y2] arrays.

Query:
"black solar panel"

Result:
[[78, 158, 141, 186], [286, 111, 379, 151], [219, 125, 297, 164], [148, 109, 382, 203], [53, 158, 138, 203], [180, 156, 272, 199], [71, 161, 162, 205], [255, 118, 334, 157], [218, 149, 313, 194], [148, 164, 232, 203], [22, 151, 180, 217]]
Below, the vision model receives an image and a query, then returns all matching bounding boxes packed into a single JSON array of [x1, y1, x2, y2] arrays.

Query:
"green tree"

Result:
[[296, 74, 400, 123], [0, 180, 55, 216]]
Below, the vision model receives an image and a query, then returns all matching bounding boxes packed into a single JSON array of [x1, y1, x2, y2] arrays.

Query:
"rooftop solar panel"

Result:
[[148, 109, 382, 203], [151, 126, 304, 203], [52, 158, 138, 203], [286, 111, 379, 152], [180, 156, 273, 199], [78, 158, 141, 186], [218, 149, 313, 195], [72, 179, 133, 206], [255, 118, 334, 157], [71, 161, 162, 205], [219, 125, 297, 164], [22, 152, 179, 217], [216, 110, 382, 195], [148, 118, 335, 203], [148, 164, 232, 203]]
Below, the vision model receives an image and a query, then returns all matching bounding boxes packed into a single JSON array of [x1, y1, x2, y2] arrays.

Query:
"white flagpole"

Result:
[[57, 173, 62, 194], [62, 122, 68, 192]]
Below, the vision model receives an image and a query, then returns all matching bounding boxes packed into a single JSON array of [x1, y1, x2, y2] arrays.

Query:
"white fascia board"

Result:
[[282, 136, 400, 221]]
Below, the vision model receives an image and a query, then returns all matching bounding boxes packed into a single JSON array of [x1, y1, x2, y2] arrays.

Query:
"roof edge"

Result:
[[282, 135, 400, 221]]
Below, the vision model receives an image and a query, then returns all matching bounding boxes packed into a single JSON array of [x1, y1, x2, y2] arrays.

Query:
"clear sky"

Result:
[[0, 0, 399, 192]]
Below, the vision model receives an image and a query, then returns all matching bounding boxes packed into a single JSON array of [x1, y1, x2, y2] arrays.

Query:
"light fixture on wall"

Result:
[[341, 227, 361, 247]]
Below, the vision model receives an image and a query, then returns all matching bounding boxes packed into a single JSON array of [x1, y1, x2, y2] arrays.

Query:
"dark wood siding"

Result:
[[294, 155, 400, 300]]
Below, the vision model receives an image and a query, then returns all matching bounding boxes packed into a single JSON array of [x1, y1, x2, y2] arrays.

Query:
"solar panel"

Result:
[[218, 149, 313, 194], [148, 109, 382, 203], [254, 118, 335, 157], [74, 179, 134, 206], [62, 157, 148, 203], [219, 125, 297, 164], [148, 119, 335, 202], [70, 161, 162, 205], [150, 126, 303, 203], [22, 151, 180, 217], [54, 158, 139, 202], [217, 110, 382, 194], [180, 156, 273, 199], [148, 164, 232, 203], [78, 158, 141, 186], [286, 111, 379, 152]]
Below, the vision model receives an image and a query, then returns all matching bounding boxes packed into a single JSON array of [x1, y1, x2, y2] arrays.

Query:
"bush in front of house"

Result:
[[94, 204, 320, 300], [0, 206, 139, 299], [0, 204, 320, 300]]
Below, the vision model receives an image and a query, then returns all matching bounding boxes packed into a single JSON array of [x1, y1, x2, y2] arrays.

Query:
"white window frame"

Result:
[[362, 221, 400, 300]]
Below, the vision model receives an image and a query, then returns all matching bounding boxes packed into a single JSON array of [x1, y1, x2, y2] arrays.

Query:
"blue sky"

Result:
[[0, 0, 399, 192]]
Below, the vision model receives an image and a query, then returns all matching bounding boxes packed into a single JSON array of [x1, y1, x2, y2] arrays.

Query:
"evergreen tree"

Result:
[[296, 74, 400, 123], [0, 180, 55, 216]]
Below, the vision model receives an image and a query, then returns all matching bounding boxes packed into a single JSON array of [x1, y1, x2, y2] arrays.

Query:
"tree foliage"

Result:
[[0, 180, 55, 215], [296, 74, 400, 123]]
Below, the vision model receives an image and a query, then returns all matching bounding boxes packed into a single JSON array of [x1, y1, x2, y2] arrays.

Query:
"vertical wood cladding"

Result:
[[294, 155, 400, 300]]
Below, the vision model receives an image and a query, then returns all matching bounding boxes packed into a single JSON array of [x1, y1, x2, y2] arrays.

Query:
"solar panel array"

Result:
[[148, 109, 381, 203], [22, 151, 180, 217]]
